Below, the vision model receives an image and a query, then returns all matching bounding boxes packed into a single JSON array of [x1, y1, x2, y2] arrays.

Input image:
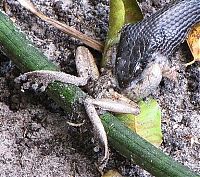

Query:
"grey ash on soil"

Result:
[[0, 0, 199, 177]]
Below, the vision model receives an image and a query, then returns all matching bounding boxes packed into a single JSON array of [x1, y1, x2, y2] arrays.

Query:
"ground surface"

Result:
[[0, 0, 199, 176]]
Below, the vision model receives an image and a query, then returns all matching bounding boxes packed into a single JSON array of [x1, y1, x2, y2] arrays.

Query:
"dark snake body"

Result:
[[115, 0, 200, 89]]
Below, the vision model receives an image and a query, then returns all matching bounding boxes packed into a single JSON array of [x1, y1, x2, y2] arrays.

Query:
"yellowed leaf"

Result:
[[186, 23, 200, 66], [102, 170, 123, 177], [116, 99, 162, 147]]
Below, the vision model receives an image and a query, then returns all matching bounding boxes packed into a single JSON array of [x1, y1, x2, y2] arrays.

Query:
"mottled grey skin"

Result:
[[115, 0, 200, 99]]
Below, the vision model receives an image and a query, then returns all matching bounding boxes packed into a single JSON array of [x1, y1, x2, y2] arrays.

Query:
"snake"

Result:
[[115, 0, 200, 99]]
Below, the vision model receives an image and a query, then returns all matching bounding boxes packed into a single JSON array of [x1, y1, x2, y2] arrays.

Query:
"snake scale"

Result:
[[115, 0, 200, 97]]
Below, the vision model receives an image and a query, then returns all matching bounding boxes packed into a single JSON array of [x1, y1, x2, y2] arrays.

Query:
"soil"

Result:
[[0, 0, 199, 177]]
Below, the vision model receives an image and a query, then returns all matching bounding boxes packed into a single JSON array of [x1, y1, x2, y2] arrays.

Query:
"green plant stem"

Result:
[[0, 12, 58, 72], [0, 9, 199, 177], [101, 113, 199, 177]]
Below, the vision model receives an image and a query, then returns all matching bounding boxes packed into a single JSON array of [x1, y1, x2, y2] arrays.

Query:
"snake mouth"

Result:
[[120, 52, 168, 100], [122, 62, 163, 100]]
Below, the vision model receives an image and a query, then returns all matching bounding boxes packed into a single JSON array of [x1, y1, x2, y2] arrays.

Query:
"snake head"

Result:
[[115, 25, 167, 99]]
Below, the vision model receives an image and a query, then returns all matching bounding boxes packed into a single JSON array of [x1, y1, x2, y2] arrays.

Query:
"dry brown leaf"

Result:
[[17, 0, 103, 52], [186, 23, 200, 66]]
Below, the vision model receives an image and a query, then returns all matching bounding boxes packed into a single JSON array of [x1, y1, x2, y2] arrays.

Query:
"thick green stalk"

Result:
[[0, 9, 199, 177], [0, 12, 58, 72], [101, 113, 199, 177], [0, 9, 85, 114], [47, 82, 86, 115]]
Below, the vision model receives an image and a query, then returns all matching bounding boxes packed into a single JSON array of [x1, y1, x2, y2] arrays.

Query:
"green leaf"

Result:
[[116, 98, 162, 147], [122, 0, 143, 24], [107, 0, 143, 43]]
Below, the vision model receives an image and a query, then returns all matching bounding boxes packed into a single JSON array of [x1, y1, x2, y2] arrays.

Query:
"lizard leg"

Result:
[[83, 95, 139, 169], [84, 97, 109, 168], [15, 46, 99, 89], [92, 98, 139, 115]]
